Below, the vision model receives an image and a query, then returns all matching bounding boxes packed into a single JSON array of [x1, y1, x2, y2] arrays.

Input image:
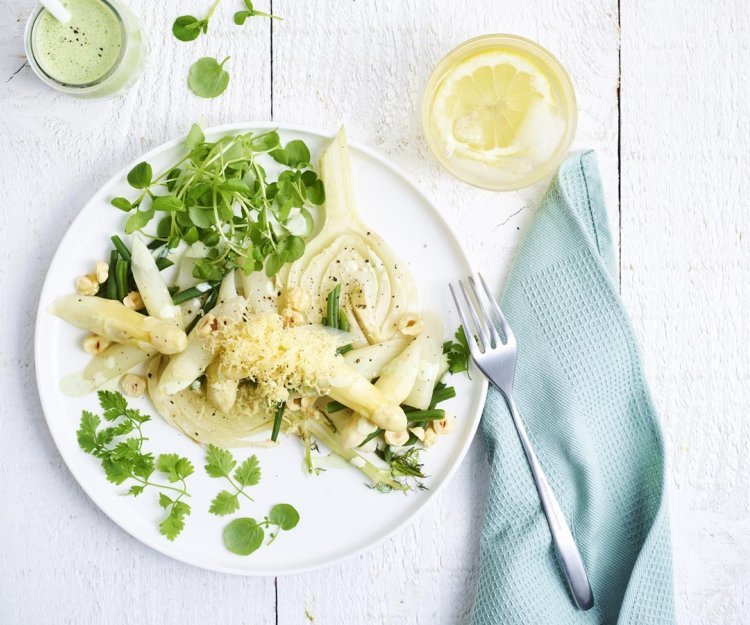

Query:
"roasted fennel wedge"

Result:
[[283, 128, 417, 345]]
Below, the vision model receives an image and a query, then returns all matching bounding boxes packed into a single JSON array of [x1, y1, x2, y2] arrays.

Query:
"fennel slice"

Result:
[[283, 127, 417, 343]]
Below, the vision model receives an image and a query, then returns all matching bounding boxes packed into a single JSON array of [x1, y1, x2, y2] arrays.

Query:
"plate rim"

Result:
[[34, 121, 488, 576]]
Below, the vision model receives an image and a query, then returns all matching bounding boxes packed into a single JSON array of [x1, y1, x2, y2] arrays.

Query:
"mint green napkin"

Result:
[[470, 151, 673, 625]]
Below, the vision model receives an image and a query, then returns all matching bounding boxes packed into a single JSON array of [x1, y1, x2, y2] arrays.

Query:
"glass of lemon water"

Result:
[[422, 34, 577, 191]]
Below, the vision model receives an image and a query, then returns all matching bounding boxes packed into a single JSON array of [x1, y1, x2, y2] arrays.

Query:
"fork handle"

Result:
[[506, 395, 594, 611]]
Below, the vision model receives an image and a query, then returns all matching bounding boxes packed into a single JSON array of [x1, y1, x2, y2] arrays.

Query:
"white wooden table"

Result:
[[1, 1, 748, 623]]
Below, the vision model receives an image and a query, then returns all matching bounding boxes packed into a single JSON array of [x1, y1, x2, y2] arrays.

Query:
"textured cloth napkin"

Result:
[[470, 151, 673, 625]]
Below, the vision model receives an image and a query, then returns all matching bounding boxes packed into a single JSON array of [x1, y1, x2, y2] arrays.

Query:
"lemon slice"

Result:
[[431, 50, 554, 160]]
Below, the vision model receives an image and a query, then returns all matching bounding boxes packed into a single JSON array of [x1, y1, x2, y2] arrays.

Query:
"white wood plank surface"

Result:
[[621, 2, 750, 624], [0, 0, 746, 623]]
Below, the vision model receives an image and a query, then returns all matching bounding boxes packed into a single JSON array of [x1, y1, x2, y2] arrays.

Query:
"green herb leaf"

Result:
[[157, 453, 195, 482], [268, 503, 300, 531], [233, 10, 251, 25], [209, 490, 241, 516], [234, 455, 261, 487], [264, 251, 286, 277], [160, 501, 191, 541], [152, 194, 184, 212], [283, 140, 310, 167], [127, 162, 152, 189], [172, 15, 204, 42], [223, 518, 265, 555], [111, 197, 133, 212], [125, 207, 155, 234], [186, 123, 205, 149], [204, 444, 236, 478], [443, 325, 471, 377], [188, 57, 230, 99]]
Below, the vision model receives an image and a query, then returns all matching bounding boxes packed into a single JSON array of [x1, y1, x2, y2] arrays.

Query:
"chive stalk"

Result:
[[271, 403, 285, 442]]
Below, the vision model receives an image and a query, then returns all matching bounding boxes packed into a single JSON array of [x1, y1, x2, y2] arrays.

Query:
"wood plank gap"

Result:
[[275, 575, 279, 625]]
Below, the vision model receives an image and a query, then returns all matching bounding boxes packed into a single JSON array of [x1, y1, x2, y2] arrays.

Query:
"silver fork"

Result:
[[450, 273, 594, 611]]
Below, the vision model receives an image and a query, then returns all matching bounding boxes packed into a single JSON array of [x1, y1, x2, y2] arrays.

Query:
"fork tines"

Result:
[[449, 273, 514, 354]]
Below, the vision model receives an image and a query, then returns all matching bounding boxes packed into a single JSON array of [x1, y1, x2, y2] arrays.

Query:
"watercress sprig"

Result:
[[110, 124, 324, 283], [223, 504, 300, 556], [234, 0, 283, 25], [77, 391, 194, 540], [172, 0, 222, 42]]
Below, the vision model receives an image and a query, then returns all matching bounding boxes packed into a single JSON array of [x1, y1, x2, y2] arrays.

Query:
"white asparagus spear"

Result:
[[50, 295, 187, 354], [339, 337, 421, 447], [130, 237, 182, 326]]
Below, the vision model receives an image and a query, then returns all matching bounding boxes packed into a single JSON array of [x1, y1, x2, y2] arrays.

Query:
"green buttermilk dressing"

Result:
[[32, 0, 123, 86]]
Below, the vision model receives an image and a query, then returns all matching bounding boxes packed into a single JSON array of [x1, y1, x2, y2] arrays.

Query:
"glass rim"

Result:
[[24, 0, 128, 91], [421, 33, 578, 192]]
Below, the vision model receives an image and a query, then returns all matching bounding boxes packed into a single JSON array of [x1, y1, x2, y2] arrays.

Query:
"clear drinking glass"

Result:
[[422, 34, 577, 191], [24, 0, 147, 98]]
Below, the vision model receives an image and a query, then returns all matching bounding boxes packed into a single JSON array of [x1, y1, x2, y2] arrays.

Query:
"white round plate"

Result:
[[35, 123, 487, 575]]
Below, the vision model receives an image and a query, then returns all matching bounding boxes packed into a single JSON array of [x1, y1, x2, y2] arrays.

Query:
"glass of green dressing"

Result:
[[24, 0, 147, 98]]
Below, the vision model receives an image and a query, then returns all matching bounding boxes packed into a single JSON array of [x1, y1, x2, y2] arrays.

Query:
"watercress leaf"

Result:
[[172, 15, 203, 42], [186, 123, 205, 150], [219, 179, 251, 194], [192, 259, 225, 281], [264, 251, 285, 277], [278, 236, 305, 263], [202, 230, 221, 247], [205, 444, 236, 477], [270, 148, 287, 165], [233, 10, 251, 25], [156, 216, 172, 239], [152, 194, 184, 212], [124, 208, 154, 234], [111, 197, 133, 212], [306, 179, 325, 204], [234, 455, 261, 487], [183, 226, 200, 245], [188, 57, 230, 99], [165, 168, 182, 192], [223, 518, 264, 555], [268, 503, 300, 530], [209, 490, 240, 516], [244, 0, 255, 11], [188, 205, 213, 229], [250, 131, 280, 152], [283, 140, 310, 167], [127, 162, 152, 189]]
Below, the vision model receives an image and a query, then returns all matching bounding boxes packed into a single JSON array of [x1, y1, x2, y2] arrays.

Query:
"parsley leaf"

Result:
[[443, 325, 471, 377]]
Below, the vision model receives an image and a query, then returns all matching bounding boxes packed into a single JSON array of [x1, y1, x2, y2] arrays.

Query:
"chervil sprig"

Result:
[[204, 445, 262, 515], [77, 391, 194, 540]]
